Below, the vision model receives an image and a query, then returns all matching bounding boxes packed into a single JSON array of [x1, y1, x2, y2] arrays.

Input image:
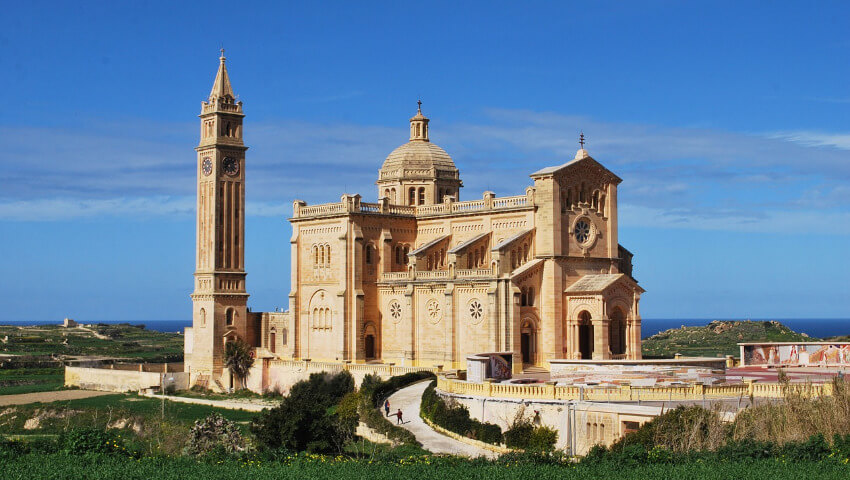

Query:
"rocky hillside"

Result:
[[641, 320, 812, 358]]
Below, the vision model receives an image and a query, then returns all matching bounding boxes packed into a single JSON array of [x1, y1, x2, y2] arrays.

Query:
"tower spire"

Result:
[[209, 49, 235, 102]]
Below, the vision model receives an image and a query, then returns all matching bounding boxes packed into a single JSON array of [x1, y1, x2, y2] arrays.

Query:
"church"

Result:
[[184, 53, 645, 385]]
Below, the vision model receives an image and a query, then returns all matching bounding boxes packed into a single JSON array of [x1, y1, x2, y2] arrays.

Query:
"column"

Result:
[[592, 316, 610, 360]]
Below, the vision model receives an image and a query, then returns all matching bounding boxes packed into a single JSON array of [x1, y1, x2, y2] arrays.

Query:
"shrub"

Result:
[[184, 413, 247, 457], [503, 415, 557, 451], [61, 427, 123, 455], [419, 380, 502, 445], [251, 371, 355, 453], [611, 405, 726, 453]]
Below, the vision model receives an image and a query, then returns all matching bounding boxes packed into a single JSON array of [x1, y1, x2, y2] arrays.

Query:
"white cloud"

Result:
[[769, 131, 850, 151], [2, 110, 850, 231]]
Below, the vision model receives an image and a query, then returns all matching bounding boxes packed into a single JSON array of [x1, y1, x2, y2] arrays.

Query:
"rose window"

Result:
[[574, 220, 591, 244], [468, 299, 483, 323], [426, 299, 442, 324], [389, 301, 402, 322]]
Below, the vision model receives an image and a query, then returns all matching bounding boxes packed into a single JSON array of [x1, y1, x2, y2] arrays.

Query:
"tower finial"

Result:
[[417, 99, 422, 114], [579, 131, 585, 149], [220, 48, 226, 62]]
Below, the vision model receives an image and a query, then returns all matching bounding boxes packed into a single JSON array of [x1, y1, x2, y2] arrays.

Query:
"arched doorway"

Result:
[[609, 308, 626, 356], [364, 322, 378, 360], [365, 335, 376, 359], [578, 311, 594, 359], [520, 318, 537, 365]]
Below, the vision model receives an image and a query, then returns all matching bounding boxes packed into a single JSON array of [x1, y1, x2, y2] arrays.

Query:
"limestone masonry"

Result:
[[184, 53, 645, 387]]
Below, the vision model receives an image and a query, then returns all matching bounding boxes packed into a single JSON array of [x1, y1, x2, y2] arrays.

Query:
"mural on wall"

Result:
[[744, 344, 850, 366], [488, 353, 513, 380]]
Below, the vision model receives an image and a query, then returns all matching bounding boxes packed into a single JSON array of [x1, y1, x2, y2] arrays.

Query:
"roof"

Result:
[[448, 233, 489, 254], [380, 141, 457, 173], [530, 148, 622, 183], [409, 235, 450, 256], [492, 229, 534, 251], [209, 53, 234, 100], [511, 258, 544, 277], [563, 274, 625, 293]]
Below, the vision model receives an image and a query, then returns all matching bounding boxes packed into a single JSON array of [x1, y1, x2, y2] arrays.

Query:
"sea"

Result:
[[2, 318, 849, 339]]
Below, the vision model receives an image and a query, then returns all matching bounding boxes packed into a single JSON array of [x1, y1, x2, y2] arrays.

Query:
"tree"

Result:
[[251, 371, 356, 453], [224, 339, 254, 390]]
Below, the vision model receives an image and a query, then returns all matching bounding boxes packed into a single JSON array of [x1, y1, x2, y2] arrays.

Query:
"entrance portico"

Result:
[[563, 274, 643, 360]]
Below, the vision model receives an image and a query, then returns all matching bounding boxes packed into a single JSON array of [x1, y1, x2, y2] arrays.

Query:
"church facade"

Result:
[[185, 54, 644, 382]]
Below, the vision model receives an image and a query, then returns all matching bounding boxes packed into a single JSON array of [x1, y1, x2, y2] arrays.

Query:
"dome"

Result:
[[380, 141, 457, 173]]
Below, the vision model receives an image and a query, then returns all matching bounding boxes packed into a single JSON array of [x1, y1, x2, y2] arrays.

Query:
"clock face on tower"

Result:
[[222, 157, 239, 176], [202, 158, 212, 176]]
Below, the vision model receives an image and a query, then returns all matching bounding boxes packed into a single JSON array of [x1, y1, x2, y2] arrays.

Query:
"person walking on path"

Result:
[[384, 399, 390, 417], [396, 408, 404, 424]]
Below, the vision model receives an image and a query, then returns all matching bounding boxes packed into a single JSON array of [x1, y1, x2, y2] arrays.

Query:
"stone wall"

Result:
[[65, 365, 190, 393], [441, 389, 662, 455]]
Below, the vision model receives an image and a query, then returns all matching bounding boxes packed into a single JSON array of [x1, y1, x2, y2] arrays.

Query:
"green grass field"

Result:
[[0, 324, 183, 360], [1, 453, 848, 480], [0, 394, 258, 435], [0, 368, 65, 395]]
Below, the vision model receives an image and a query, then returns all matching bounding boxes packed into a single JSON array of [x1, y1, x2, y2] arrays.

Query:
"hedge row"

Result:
[[357, 371, 435, 447], [419, 380, 503, 445]]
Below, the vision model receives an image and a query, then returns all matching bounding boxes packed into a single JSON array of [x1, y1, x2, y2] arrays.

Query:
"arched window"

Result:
[[528, 287, 534, 306], [390, 188, 396, 202], [403, 245, 410, 263], [384, 189, 390, 198], [225, 308, 235, 327], [520, 288, 527, 306], [409, 187, 416, 206], [199, 308, 206, 327], [418, 187, 426, 205], [365, 244, 373, 265], [282, 328, 288, 345], [269, 329, 276, 353]]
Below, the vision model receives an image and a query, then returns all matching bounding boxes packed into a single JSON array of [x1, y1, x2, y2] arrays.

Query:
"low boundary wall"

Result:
[[65, 365, 190, 393], [436, 376, 833, 402]]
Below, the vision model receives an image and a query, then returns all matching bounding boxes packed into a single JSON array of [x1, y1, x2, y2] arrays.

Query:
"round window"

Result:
[[574, 220, 591, 244]]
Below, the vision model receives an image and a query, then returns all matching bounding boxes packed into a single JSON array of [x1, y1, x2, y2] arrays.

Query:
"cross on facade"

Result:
[[417, 99, 422, 112], [579, 131, 585, 149]]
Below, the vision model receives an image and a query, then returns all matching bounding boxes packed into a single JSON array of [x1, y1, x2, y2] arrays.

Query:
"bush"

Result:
[[251, 371, 355, 453], [611, 405, 726, 453], [184, 413, 247, 457], [61, 428, 124, 455], [419, 380, 503, 445], [503, 416, 557, 451]]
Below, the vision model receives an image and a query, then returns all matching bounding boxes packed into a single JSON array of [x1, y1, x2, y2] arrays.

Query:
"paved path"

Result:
[[0, 390, 114, 406], [387, 380, 496, 458], [142, 393, 276, 412]]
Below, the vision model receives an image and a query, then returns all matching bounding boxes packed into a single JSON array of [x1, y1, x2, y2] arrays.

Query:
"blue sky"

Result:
[[1, 1, 849, 321]]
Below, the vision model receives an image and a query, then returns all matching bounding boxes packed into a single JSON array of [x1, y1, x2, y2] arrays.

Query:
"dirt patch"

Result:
[[0, 390, 115, 406]]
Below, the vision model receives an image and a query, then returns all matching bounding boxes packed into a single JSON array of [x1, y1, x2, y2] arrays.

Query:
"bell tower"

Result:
[[188, 50, 249, 380]]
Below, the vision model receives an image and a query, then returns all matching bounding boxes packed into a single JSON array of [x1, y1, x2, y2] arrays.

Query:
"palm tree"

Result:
[[224, 339, 255, 391]]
